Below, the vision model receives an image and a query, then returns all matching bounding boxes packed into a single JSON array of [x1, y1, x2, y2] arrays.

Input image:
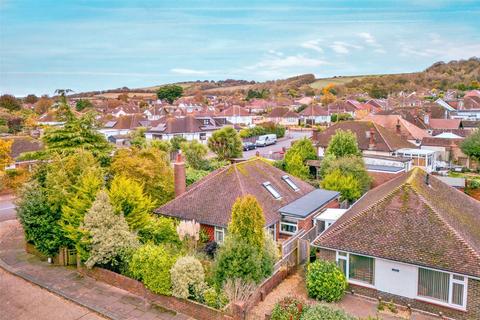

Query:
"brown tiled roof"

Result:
[[102, 114, 147, 129], [155, 158, 315, 228], [421, 137, 463, 147], [313, 121, 415, 152], [300, 105, 329, 116], [0, 136, 43, 159], [220, 105, 250, 116], [314, 168, 480, 278], [148, 115, 222, 134], [365, 115, 430, 140], [428, 119, 461, 130], [267, 107, 289, 118]]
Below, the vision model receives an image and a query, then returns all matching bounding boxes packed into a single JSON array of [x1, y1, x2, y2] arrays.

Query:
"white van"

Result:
[[255, 134, 277, 147]]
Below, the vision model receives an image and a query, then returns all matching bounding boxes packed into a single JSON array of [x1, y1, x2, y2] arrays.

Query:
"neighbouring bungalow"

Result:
[[1, 136, 43, 170], [365, 114, 430, 145], [313, 168, 480, 320], [98, 114, 147, 138], [299, 105, 331, 125], [312, 121, 415, 158], [265, 107, 299, 127], [218, 105, 254, 125], [145, 115, 229, 144], [155, 157, 340, 243]]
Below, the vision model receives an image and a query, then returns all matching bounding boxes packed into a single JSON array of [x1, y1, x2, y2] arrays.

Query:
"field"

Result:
[[309, 75, 379, 89]]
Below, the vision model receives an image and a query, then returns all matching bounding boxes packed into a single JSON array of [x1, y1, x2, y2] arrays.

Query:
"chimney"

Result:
[[312, 128, 320, 142], [174, 152, 186, 197], [368, 127, 376, 150], [396, 119, 401, 134]]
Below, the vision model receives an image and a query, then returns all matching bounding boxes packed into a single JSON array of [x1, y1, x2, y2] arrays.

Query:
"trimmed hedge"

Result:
[[306, 260, 347, 302], [300, 304, 355, 320]]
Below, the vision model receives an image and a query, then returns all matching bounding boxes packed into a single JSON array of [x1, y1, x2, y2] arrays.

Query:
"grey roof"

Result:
[[366, 164, 405, 173], [435, 176, 466, 188], [279, 189, 340, 218]]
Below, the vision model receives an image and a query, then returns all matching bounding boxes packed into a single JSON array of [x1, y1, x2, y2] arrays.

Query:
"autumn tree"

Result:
[[0, 139, 13, 170], [35, 97, 53, 114], [108, 175, 156, 230], [208, 126, 243, 161], [461, 128, 480, 161], [0, 94, 21, 111], [110, 147, 174, 205], [325, 129, 360, 158], [130, 127, 147, 148], [229, 195, 266, 249], [156, 85, 183, 104], [320, 84, 336, 105], [24, 94, 39, 104]]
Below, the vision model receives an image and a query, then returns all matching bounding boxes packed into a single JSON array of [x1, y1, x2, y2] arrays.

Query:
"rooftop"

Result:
[[278, 189, 340, 218]]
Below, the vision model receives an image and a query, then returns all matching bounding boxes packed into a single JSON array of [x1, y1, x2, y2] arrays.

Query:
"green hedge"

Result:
[[300, 305, 355, 320], [306, 260, 347, 302]]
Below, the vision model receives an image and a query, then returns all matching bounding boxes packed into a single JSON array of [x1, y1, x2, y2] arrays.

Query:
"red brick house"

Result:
[[313, 168, 480, 320], [155, 157, 340, 243]]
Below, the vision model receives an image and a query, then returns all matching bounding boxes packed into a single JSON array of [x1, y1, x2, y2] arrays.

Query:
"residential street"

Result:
[[243, 130, 312, 158], [0, 268, 106, 320], [0, 195, 16, 222]]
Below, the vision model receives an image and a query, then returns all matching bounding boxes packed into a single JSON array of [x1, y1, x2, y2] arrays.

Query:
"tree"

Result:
[[82, 191, 139, 269], [137, 216, 180, 245], [208, 127, 243, 161], [35, 97, 53, 114], [170, 256, 205, 299], [368, 84, 388, 99], [42, 112, 112, 162], [321, 169, 361, 202], [129, 127, 147, 148], [461, 128, 480, 160], [110, 147, 174, 205], [156, 85, 183, 104], [0, 139, 13, 170], [108, 175, 156, 230], [170, 135, 187, 151], [150, 139, 171, 153], [24, 94, 39, 104], [325, 129, 360, 158], [181, 140, 208, 170], [284, 138, 317, 179], [75, 99, 93, 111], [229, 195, 265, 250], [319, 155, 371, 193], [0, 94, 21, 111]]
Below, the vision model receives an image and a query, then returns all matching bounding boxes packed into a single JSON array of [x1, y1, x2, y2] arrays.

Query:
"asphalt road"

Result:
[[243, 130, 312, 158], [0, 197, 16, 222]]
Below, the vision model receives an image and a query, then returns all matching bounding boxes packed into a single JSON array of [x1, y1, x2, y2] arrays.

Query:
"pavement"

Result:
[[243, 130, 312, 158], [0, 194, 16, 222], [0, 219, 191, 320]]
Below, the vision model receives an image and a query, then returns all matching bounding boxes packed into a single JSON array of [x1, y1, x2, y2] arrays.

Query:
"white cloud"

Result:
[[301, 39, 323, 53], [358, 32, 376, 44], [170, 68, 209, 75], [249, 54, 326, 70], [268, 49, 284, 56], [330, 41, 362, 54]]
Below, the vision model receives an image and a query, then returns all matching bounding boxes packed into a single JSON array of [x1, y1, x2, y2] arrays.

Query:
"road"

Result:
[[0, 196, 16, 222], [243, 130, 312, 158], [0, 268, 106, 320]]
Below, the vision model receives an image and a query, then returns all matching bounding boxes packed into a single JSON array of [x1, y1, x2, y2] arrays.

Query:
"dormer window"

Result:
[[263, 182, 281, 199], [282, 175, 299, 191]]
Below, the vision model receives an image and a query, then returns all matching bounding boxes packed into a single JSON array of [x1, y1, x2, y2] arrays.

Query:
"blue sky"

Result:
[[1, 0, 479, 96]]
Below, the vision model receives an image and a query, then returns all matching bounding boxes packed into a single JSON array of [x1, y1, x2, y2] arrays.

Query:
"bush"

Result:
[[300, 304, 355, 320], [203, 287, 229, 309], [306, 260, 347, 302], [170, 256, 205, 299], [270, 297, 305, 320], [129, 244, 179, 295], [204, 241, 218, 258], [138, 216, 180, 245]]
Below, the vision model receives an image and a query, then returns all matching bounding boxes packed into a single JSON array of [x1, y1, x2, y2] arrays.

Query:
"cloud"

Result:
[[249, 54, 326, 70], [268, 49, 284, 56], [358, 32, 376, 45], [170, 68, 209, 75], [330, 41, 362, 54], [301, 39, 323, 53]]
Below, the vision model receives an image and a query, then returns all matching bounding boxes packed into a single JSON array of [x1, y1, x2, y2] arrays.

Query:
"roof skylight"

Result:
[[282, 175, 299, 191], [263, 182, 281, 199]]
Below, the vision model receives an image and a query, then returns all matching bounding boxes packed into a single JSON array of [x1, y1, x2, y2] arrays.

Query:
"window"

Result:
[[199, 132, 207, 140], [336, 252, 375, 285], [214, 227, 225, 243], [280, 222, 297, 235], [282, 175, 299, 191], [263, 182, 281, 199], [417, 268, 467, 308]]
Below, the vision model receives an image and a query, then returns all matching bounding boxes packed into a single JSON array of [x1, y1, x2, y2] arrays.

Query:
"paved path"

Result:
[[248, 268, 438, 320], [0, 268, 106, 320], [0, 194, 16, 222], [0, 220, 191, 320]]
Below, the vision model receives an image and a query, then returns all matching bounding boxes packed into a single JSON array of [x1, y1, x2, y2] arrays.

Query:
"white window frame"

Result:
[[416, 267, 468, 311], [280, 221, 297, 235], [282, 175, 300, 191], [214, 227, 225, 243], [335, 251, 375, 288]]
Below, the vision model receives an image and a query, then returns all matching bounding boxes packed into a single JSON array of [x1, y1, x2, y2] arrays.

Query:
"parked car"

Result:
[[255, 134, 277, 147], [243, 141, 256, 151]]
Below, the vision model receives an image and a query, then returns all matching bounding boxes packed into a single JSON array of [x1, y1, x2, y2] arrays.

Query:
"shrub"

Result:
[[138, 216, 180, 245], [222, 278, 256, 303], [170, 256, 205, 299], [129, 244, 179, 295], [306, 260, 347, 302], [204, 241, 218, 258], [203, 287, 229, 309], [270, 296, 305, 320], [229, 195, 266, 249], [300, 304, 355, 320]]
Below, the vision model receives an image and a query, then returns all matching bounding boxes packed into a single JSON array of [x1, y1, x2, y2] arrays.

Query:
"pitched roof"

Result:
[[300, 105, 329, 116], [220, 105, 250, 116], [366, 114, 430, 141], [279, 189, 339, 218], [313, 121, 415, 152], [428, 119, 461, 130], [148, 115, 221, 134], [155, 158, 316, 228], [267, 107, 299, 118], [314, 168, 480, 278], [101, 114, 147, 130], [0, 136, 43, 159]]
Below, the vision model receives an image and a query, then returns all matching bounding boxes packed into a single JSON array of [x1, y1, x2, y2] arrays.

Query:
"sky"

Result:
[[1, 0, 479, 96]]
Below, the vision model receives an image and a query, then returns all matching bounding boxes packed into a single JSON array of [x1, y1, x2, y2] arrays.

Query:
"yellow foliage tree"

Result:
[[0, 139, 13, 170]]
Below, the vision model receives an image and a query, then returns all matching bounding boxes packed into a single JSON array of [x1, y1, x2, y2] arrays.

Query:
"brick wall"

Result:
[[78, 266, 233, 320], [317, 248, 336, 262]]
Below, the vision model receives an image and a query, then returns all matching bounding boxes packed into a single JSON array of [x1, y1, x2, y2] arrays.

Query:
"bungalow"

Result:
[[365, 114, 430, 145], [313, 168, 480, 320], [312, 121, 415, 158], [98, 114, 147, 138], [265, 107, 299, 126], [219, 105, 254, 125], [155, 157, 340, 243], [299, 105, 331, 125], [145, 115, 229, 144]]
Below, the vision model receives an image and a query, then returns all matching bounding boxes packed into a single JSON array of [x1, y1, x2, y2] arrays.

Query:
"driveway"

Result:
[[243, 130, 312, 158], [0, 195, 16, 222]]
